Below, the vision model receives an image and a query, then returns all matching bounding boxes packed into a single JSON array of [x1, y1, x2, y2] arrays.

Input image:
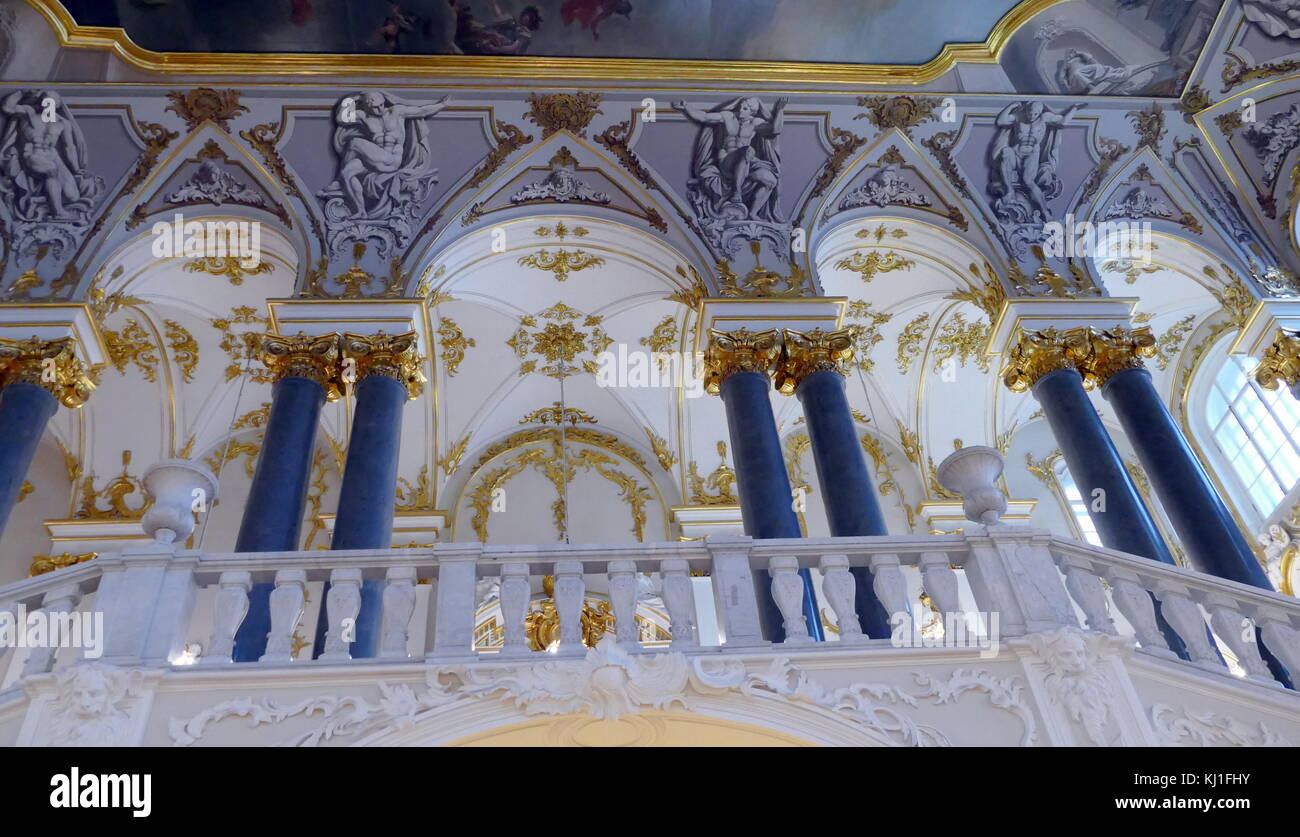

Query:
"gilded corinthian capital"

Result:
[[703, 328, 780, 395], [341, 330, 426, 399], [775, 327, 856, 395], [258, 332, 342, 400], [1253, 328, 1300, 394], [0, 336, 96, 407], [1000, 328, 1082, 393], [1070, 325, 1156, 388]]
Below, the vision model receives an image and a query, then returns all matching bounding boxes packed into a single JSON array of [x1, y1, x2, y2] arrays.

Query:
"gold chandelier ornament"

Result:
[[0, 335, 96, 408]]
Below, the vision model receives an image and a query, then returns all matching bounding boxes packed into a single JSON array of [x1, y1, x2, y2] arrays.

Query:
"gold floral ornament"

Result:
[[524, 575, 614, 651], [687, 441, 739, 505], [77, 450, 147, 520], [165, 87, 249, 132], [834, 250, 915, 283], [30, 552, 97, 577], [1000, 328, 1086, 393], [341, 330, 425, 399], [524, 91, 604, 139], [519, 401, 596, 425], [1068, 325, 1157, 388], [0, 336, 96, 408], [256, 331, 343, 401], [517, 247, 605, 281], [717, 241, 810, 298], [507, 302, 612, 379], [775, 328, 856, 395], [1253, 328, 1300, 394], [184, 256, 273, 286], [702, 327, 780, 395]]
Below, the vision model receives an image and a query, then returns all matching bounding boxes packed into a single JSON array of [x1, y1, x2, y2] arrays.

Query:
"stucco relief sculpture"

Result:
[[0, 89, 104, 258], [1099, 186, 1173, 222], [1244, 104, 1300, 188], [672, 97, 790, 259], [838, 162, 930, 211], [319, 91, 451, 258], [167, 159, 266, 208], [510, 147, 610, 204], [1056, 49, 1162, 96], [988, 100, 1081, 257], [39, 664, 145, 747]]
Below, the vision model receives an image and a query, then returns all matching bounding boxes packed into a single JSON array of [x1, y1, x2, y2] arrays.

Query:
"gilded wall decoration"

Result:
[[507, 302, 612, 378], [438, 434, 471, 476], [104, 320, 159, 382], [1204, 265, 1256, 329], [844, 300, 892, 372], [30, 552, 97, 577], [687, 441, 738, 506], [716, 241, 810, 298], [465, 120, 532, 190], [1126, 102, 1165, 151], [896, 313, 930, 374], [184, 255, 274, 285], [834, 250, 916, 283], [667, 264, 708, 309], [921, 129, 972, 201], [519, 402, 597, 425], [673, 97, 791, 260], [163, 319, 199, 383], [517, 247, 605, 281], [524, 91, 603, 138], [211, 305, 271, 382], [784, 432, 813, 495], [931, 312, 991, 373], [1076, 136, 1129, 208], [437, 317, 474, 377], [120, 121, 180, 199], [165, 88, 248, 132], [1221, 54, 1300, 93], [639, 315, 678, 366], [644, 428, 677, 471], [239, 121, 326, 251], [394, 465, 434, 512], [595, 120, 656, 193], [231, 404, 271, 430], [946, 263, 1006, 319], [1153, 315, 1196, 371], [854, 95, 942, 133], [76, 451, 146, 520], [837, 147, 931, 212], [803, 126, 868, 212], [204, 438, 260, 479], [859, 434, 898, 496]]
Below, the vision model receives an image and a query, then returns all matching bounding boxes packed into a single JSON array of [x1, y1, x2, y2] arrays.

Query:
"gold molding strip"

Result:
[[30, 0, 1067, 85]]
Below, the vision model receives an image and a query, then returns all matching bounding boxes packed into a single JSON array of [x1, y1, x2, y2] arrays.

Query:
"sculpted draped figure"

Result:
[[0, 89, 102, 223], [319, 91, 450, 257], [988, 100, 1080, 226], [671, 97, 787, 225]]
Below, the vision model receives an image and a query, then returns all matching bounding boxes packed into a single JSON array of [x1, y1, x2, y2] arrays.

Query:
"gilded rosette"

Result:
[[1253, 328, 1300, 393], [258, 331, 342, 400], [0, 336, 96, 408], [703, 328, 780, 396], [1000, 328, 1080, 393], [775, 327, 856, 395], [342, 330, 426, 399], [1072, 325, 1156, 387]]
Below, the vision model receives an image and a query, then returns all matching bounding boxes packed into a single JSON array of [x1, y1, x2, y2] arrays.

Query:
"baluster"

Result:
[[769, 556, 811, 644], [1152, 580, 1221, 667], [662, 558, 697, 649], [1204, 592, 1274, 685], [201, 571, 251, 666], [553, 561, 585, 653], [430, 549, 480, 662], [259, 569, 307, 663], [498, 562, 532, 655], [607, 560, 639, 646], [1059, 555, 1115, 635], [1105, 568, 1175, 659], [1255, 608, 1300, 680], [918, 552, 961, 618], [318, 568, 363, 662], [380, 566, 418, 660], [819, 554, 866, 644], [870, 554, 911, 624], [21, 583, 82, 676]]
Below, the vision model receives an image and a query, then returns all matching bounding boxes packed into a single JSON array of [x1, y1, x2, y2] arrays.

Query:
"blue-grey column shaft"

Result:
[[1102, 366, 1290, 687], [233, 375, 327, 662], [720, 369, 823, 642], [0, 382, 58, 540], [321, 373, 407, 659], [795, 368, 891, 638]]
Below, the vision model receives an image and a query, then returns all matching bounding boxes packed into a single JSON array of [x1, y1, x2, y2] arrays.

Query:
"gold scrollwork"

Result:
[[524, 575, 614, 652], [77, 450, 147, 520], [184, 256, 273, 285], [519, 401, 597, 425], [835, 250, 916, 283], [395, 465, 434, 512], [164, 319, 199, 383], [931, 312, 991, 373], [517, 248, 606, 282], [507, 303, 611, 379], [439, 434, 471, 476], [644, 428, 677, 471], [104, 319, 158, 382], [30, 552, 97, 577], [895, 313, 930, 375], [525, 91, 603, 139], [687, 441, 738, 506], [437, 317, 474, 378]]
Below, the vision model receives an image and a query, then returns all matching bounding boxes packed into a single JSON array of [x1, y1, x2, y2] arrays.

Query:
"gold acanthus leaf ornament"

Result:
[[517, 248, 606, 281], [776, 328, 856, 394], [256, 331, 343, 401], [165, 87, 248, 132], [30, 552, 97, 577], [703, 328, 780, 395], [524, 575, 614, 652], [519, 401, 597, 425], [0, 336, 96, 408], [341, 330, 425, 399], [163, 319, 199, 383], [524, 91, 604, 138], [644, 428, 677, 471], [687, 441, 738, 506], [104, 320, 158, 382], [184, 256, 273, 285], [1254, 328, 1300, 394], [437, 317, 474, 377], [76, 450, 146, 520], [895, 313, 930, 374], [439, 434, 471, 476], [834, 250, 916, 283]]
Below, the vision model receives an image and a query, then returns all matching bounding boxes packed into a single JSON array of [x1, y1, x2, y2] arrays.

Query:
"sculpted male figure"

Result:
[[989, 100, 1081, 223], [322, 91, 450, 219], [672, 96, 787, 222], [0, 90, 97, 220]]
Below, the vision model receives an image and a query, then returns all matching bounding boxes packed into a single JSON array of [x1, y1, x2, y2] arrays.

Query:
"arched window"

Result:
[[1054, 459, 1103, 547], [1206, 354, 1300, 517]]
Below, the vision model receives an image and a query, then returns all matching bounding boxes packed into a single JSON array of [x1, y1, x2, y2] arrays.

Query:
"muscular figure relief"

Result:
[[0, 90, 102, 224], [319, 91, 450, 258], [988, 100, 1080, 229]]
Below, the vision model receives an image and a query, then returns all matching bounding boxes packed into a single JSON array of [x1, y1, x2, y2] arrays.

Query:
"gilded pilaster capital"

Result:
[[0, 336, 96, 408], [775, 327, 855, 395], [1000, 328, 1082, 393], [341, 330, 426, 399], [1253, 328, 1300, 393], [703, 328, 780, 396], [1071, 325, 1156, 387], [258, 331, 342, 401]]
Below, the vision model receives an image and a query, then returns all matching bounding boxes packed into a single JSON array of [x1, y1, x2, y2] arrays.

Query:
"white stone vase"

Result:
[[937, 445, 1008, 525], [141, 458, 219, 544]]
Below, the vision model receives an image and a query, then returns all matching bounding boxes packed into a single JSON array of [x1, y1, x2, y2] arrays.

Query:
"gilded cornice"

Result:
[[0, 336, 96, 408], [341, 330, 425, 399], [29, 0, 1070, 86], [1253, 328, 1300, 393], [257, 331, 342, 400], [775, 328, 855, 395], [702, 328, 780, 396]]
